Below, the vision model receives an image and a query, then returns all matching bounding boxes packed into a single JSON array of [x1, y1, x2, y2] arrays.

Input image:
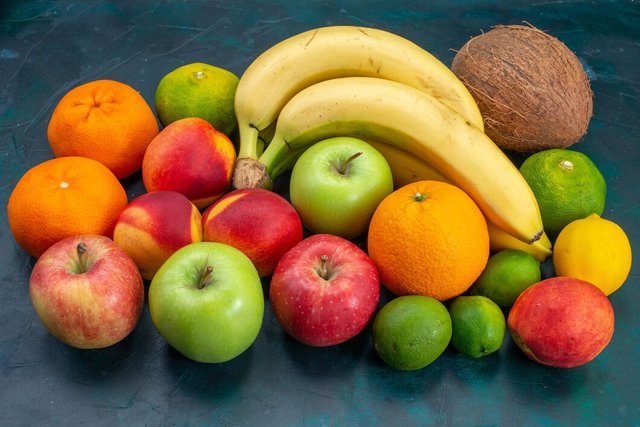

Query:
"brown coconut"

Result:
[[451, 24, 593, 152]]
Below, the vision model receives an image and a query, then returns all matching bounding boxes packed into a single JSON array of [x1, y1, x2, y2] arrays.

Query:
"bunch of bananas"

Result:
[[232, 25, 551, 261]]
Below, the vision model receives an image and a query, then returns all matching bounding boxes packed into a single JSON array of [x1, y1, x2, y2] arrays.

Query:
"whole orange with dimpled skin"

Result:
[[367, 180, 489, 301], [47, 79, 159, 180]]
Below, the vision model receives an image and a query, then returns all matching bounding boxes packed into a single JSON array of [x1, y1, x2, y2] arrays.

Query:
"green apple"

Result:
[[148, 242, 264, 363], [289, 137, 393, 239]]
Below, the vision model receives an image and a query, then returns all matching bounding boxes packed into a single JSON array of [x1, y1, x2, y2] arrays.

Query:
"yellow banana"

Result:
[[233, 25, 483, 188], [487, 222, 552, 262], [367, 140, 551, 261], [365, 139, 449, 187], [240, 77, 543, 245]]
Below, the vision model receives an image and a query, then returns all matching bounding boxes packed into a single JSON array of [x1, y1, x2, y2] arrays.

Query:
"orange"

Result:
[[7, 156, 128, 258], [47, 79, 159, 180], [367, 180, 489, 301]]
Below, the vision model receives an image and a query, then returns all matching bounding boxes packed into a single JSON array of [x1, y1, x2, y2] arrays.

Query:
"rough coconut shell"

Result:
[[451, 24, 593, 152]]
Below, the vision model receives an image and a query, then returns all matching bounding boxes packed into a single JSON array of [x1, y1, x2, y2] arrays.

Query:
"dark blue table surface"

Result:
[[1, 1, 639, 426]]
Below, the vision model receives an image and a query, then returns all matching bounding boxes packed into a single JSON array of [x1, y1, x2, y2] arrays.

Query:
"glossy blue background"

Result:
[[1, 1, 638, 425]]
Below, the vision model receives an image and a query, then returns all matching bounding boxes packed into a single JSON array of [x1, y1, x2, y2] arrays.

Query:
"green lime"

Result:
[[449, 295, 506, 358], [372, 295, 452, 370], [154, 62, 239, 136], [471, 249, 541, 307], [519, 148, 606, 239]]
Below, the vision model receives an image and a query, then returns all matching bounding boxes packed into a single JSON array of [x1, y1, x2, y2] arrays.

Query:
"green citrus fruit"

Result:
[[372, 295, 452, 370], [519, 148, 606, 239], [470, 249, 541, 307], [154, 62, 239, 136], [449, 295, 506, 358]]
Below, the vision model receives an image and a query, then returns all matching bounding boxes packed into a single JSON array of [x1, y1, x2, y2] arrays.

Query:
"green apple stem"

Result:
[[76, 243, 89, 274], [198, 265, 214, 289], [334, 152, 362, 175]]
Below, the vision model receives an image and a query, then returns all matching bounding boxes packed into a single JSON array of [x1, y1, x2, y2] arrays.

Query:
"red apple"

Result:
[[508, 276, 615, 368], [202, 188, 303, 277], [29, 234, 144, 349], [269, 234, 380, 347]]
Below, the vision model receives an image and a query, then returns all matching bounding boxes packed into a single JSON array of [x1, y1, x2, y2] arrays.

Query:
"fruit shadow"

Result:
[[53, 314, 148, 386], [270, 277, 384, 381], [362, 342, 448, 399], [279, 320, 372, 380], [501, 333, 589, 402], [161, 343, 253, 401], [55, 338, 136, 376], [444, 344, 503, 386]]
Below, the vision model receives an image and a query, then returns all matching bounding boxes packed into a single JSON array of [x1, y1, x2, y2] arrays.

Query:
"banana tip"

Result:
[[529, 229, 544, 245]]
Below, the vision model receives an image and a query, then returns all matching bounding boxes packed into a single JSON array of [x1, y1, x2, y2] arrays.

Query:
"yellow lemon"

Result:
[[553, 213, 632, 295]]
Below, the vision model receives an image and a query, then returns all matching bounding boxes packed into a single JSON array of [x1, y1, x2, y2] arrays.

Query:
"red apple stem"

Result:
[[198, 265, 214, 289], [76, 243, 88, 274], [317, 255, 330, 280], [335, 152, 362, 175]]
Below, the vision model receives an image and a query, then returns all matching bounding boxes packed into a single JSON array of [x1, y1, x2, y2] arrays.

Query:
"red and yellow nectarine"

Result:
[[507, 277, 614, 368], [202, 188, 303, 277], [142, 117, 236, 209], [113, 191, 203, 280]]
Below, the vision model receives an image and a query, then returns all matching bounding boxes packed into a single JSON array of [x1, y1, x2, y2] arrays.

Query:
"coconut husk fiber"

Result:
[[451, 24, 593, 153]]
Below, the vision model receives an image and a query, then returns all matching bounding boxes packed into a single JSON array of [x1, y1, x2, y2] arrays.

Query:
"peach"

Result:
[[113, 191, 203, 280], [507, 277, 614, 368], [142, 117, 236, 209], [202, 188, 303, 277]]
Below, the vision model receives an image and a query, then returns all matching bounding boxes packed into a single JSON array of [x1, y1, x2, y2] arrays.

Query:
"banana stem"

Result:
[[254, 136, 310, 187], [268, 146, 308, 182], [237, 123, 261, 159]]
